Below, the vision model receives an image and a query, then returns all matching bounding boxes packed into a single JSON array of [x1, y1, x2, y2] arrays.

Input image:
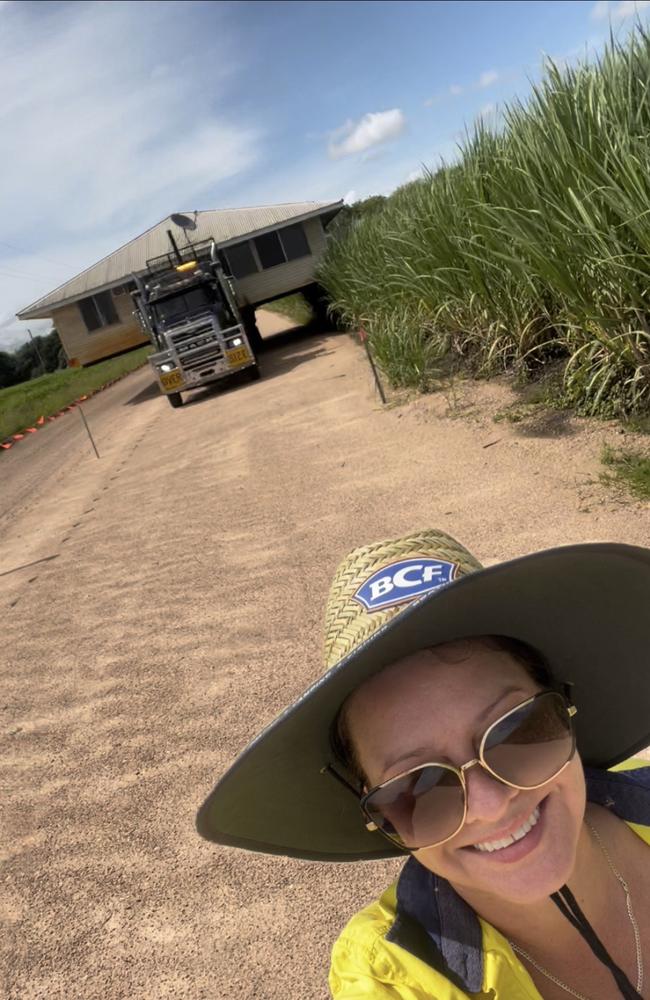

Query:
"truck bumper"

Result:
[[153, 356, 257, 395]]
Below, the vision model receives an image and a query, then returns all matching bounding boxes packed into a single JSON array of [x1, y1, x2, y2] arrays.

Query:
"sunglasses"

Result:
[[353, 690, 577, 851]]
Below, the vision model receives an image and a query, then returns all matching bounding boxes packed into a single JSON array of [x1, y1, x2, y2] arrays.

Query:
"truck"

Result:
[[132, 232, 260, 408]]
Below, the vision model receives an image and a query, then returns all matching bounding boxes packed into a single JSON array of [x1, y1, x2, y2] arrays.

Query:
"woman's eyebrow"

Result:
[[475, 685, 529, 727], [379, 746, 437, 778], [378, 686, 530, 777]]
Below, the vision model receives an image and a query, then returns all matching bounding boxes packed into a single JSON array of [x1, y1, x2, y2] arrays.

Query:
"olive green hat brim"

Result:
[[197, 543, 650, 861]]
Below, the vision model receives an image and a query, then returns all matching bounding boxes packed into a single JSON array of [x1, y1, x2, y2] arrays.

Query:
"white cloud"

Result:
[[479, 103, 496, 120], [478, 69, 500, 88], [425, 69, 500, 108], [343, 189, 357, 205], [1, 7, 258, 235], [614, 0, 650, 15], [0, 2, 260, 347], [591, 0, 650, 18], [591, 0, 610, 18], [328, 109, 406, 159]]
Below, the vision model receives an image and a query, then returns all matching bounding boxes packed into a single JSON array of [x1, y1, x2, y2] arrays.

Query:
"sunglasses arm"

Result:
[[321, 764, 390, 837], [560, 680, 575, 702], [321, 763, 364, 800]]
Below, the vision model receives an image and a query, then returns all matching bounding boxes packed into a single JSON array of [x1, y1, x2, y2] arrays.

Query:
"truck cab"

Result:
[[133, 235, 259, 408]]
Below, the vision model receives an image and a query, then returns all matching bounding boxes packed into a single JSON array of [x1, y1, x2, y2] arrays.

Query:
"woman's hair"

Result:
[[331, 635, 554, 787]]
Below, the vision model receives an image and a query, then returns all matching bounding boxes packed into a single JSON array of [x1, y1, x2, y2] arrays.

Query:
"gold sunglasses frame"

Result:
[[361, 690, 577, 851]]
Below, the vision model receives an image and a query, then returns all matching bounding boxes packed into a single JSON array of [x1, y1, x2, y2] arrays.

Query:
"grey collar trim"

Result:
[[386, 765, 650, 993]]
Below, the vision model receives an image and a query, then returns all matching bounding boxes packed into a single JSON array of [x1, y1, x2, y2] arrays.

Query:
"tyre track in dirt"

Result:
[[1, 314, 648, 999], [0, 364, 159, 608]]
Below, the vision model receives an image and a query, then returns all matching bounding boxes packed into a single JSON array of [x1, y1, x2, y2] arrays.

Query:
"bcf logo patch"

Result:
[[353, 558, 459, 612]]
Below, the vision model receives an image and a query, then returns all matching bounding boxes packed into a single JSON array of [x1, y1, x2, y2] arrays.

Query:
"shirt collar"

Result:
[[386, 765, 650, 993]]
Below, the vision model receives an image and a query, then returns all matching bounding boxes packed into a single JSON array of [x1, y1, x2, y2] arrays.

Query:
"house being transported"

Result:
[[17, 200, 342, 366]]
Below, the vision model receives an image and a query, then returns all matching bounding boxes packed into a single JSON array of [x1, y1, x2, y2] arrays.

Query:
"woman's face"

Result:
[[344, 640, 586, 906]]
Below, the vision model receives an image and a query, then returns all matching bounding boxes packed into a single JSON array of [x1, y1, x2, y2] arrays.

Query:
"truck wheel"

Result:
[[248, 364, 261, 381], [167, 392, 183, 408], [302, 282, 332, 328], [241, 307, 264, 353]]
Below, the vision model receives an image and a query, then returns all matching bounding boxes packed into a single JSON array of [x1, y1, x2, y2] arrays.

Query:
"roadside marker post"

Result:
[[359, 328, 387, 405], [27, 328, 46, 372], [78, 404, 100, 460]]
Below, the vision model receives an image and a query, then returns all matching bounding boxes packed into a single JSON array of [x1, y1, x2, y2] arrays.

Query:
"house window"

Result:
[[78, 291, 119, 332], [279, 223, 310, 261], [254, 231, 286, 269], [223, 242, 258, 279], [253, 224, 312, 271]]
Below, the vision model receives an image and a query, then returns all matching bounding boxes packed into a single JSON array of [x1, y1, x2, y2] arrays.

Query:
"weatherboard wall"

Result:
[[53, 288, 148, 366], [233, 216, 327, 306]]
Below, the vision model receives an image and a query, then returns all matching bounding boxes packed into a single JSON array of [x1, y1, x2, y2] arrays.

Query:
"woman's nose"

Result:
[[463, 762, 519, 826]]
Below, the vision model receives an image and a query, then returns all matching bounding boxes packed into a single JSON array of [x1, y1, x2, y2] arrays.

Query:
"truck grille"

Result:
[[168, 317, 224, 374], [178, 343, 224, 373]]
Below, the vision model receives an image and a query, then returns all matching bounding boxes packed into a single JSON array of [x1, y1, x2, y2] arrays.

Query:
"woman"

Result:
[[197, 529, 650, 999]]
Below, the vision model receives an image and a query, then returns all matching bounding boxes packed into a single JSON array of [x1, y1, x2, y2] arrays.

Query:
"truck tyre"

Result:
[[248, 363, 261, 382], [167, 392, 183, 408], [303, 283, 332, 328], [241, 307, 264, 354]]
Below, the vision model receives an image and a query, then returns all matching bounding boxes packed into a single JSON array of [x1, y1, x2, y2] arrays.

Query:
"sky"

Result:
[[1, 0, 650, 350]]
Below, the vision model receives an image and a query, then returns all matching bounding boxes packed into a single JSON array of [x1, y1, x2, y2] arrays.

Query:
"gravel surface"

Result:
[[1, 313, 648, 999]]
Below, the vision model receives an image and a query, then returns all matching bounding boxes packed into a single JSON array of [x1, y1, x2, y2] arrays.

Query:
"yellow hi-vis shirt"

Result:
[[330, 761, 650, 999]]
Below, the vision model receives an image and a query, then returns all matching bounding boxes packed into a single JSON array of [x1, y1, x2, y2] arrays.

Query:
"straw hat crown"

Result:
[[323, 528, 484, 671]]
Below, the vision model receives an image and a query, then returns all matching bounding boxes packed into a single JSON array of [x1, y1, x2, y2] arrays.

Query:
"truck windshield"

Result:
[[153, 287, 212, 326]]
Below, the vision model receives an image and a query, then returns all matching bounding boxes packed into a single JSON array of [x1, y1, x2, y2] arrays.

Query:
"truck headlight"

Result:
[[159, 362, 176, 373], [229, 337, 243, 347]]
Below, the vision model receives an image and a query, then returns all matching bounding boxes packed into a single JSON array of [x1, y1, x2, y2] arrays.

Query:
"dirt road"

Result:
[[2, 313, 648, 999]]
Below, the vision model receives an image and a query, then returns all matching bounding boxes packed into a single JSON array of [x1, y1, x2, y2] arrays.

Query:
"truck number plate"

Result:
[[226, 346, 251, 368], [160, 370, 184, 391]]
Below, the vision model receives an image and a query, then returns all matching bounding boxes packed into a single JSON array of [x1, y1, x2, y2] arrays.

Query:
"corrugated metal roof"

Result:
[[17, 201, 342, 319]]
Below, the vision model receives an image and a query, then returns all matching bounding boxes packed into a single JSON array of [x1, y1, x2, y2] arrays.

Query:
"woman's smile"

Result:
[[460, 796, 547, 863]]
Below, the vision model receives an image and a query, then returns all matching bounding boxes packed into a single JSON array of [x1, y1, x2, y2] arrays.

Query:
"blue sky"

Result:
[[1, 0, 649, 348]]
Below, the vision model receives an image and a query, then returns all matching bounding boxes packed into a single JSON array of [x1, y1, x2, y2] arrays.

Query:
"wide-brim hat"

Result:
[[196, 529, 650, 861]]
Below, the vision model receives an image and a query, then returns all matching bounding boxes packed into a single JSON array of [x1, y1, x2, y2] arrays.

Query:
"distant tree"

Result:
[[12, 341, 42, 383], [39, 329, 65, 372], [6, 328, 65, 386], [349, 194, 388, 219], [328, 194, 389, 239], [0, 351, 17, 389]]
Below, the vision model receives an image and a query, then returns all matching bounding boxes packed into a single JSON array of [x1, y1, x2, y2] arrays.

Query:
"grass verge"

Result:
[[0, 346, 152, 442], [600, 445, 650, 500], [261, 293, 314, 327]]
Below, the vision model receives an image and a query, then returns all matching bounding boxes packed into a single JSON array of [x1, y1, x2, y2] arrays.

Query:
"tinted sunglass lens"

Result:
[[483, 692, 574, 788], [364, 765, 465, 849]]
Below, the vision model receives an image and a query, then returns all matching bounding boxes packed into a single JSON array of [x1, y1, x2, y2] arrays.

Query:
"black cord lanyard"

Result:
[[551, 886, 643, 1000]]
